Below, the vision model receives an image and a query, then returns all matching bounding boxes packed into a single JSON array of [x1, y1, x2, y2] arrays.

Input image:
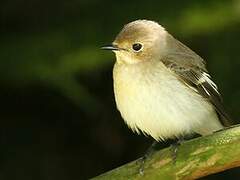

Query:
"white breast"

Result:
[[113, 61, 223, 141]]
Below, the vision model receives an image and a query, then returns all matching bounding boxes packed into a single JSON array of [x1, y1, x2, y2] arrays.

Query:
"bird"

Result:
[[102, 19, 230, 142]]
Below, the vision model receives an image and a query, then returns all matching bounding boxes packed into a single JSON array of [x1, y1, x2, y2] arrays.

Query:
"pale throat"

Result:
[[115, 51, 141, 65]]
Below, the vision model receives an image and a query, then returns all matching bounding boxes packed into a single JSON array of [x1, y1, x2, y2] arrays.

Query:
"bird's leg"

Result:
[[138, 141, 159, 175], [170, 137, 184, 163], [138, 137, 184, 175]]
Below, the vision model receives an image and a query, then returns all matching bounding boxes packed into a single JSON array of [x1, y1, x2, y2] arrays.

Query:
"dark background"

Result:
[[0, 0, 240, 179]]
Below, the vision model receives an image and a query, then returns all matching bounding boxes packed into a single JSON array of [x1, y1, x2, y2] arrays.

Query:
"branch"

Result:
[[92, 125, 240, 180]]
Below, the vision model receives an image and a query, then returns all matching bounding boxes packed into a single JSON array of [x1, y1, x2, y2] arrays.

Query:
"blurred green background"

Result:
[[0, 0, 240, 179]]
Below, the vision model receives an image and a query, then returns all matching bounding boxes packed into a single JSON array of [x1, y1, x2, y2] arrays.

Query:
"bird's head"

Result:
[[102, 20, 168, 64]]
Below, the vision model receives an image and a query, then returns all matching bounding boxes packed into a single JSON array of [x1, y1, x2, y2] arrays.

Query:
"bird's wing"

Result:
[[161, 51, 231, 127]]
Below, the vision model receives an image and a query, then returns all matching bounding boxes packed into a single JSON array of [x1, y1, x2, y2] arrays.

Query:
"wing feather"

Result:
[[161, 40, 231, 126]]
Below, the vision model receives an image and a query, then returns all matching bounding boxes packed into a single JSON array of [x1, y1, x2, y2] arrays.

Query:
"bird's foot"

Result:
[[170, 138, 183, 163], [137, 141, 158, 176], [137, 138, 184, 175], [138, 155, 146, 176]]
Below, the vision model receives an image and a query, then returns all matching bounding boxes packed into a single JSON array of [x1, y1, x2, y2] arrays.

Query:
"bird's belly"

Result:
[[113, 63, 222, 141]]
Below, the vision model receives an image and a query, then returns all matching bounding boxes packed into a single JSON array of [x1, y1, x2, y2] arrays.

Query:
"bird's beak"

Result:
[[101, 44, 120, 51]]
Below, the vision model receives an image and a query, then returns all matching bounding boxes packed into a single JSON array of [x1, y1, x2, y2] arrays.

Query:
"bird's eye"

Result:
[[132, 43, 143, 52]]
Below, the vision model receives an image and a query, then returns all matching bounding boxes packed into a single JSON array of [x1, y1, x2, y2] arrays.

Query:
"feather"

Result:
[[161, 38, 232, 126]]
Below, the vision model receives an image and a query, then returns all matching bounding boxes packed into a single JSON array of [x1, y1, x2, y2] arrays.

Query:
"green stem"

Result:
[[92, 125, 240, 180]]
